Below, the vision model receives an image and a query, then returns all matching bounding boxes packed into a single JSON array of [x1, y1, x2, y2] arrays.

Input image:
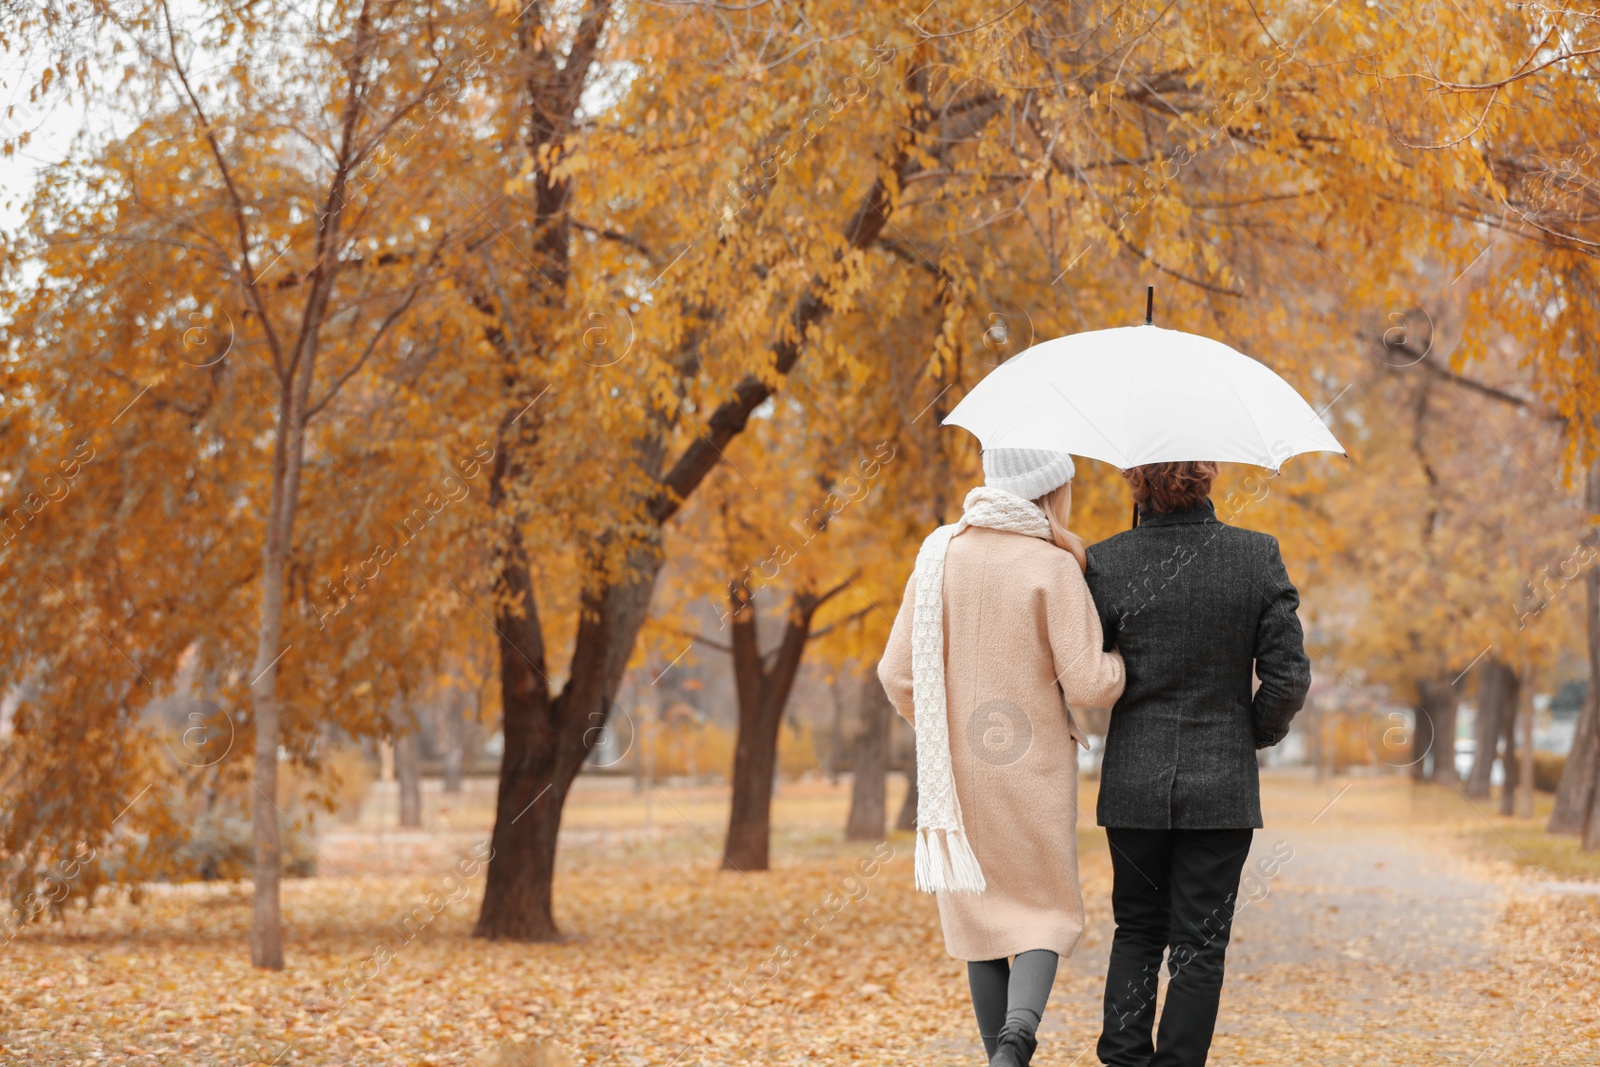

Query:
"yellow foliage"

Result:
[[5, 0, 1600, 950], [779, 719, 819, 782], [644, 715, 735, 783]]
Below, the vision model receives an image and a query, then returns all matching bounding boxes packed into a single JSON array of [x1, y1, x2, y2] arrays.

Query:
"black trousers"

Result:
[[1098, 827, 1254, 1067]]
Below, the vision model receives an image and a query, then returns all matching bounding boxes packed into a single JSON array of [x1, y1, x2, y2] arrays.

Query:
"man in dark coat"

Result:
[[1085, 460, 1311, 1067]]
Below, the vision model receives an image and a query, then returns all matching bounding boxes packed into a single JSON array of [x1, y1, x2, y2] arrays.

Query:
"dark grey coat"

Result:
[[1085, 499, 1311, 829]]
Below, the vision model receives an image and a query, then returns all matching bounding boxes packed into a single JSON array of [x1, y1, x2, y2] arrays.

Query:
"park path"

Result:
[[918, 774, 1598, 1066]]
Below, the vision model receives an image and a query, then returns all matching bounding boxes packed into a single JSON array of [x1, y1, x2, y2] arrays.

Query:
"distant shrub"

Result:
[[1533, 751, 1566, 793], [282, 744, 375, 824], [647, 715, 734, 782], [779, 719, 819, 780], [170, 800, 318, 881]]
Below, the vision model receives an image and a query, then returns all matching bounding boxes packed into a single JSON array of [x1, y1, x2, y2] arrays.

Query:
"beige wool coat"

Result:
[[878, 525, 1125, 962]]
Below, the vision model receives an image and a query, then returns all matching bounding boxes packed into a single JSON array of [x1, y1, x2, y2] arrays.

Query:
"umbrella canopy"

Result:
[[942, 325, 1344, 470]]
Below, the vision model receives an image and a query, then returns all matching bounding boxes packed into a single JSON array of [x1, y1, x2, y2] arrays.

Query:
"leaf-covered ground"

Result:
[[2, 772, 1597, 1065]]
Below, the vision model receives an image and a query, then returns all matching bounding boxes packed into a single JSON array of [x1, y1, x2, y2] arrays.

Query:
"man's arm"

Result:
[[1251, 537, 1311, 748]]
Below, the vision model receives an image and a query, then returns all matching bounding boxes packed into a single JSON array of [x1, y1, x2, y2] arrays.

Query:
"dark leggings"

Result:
[[967, 949, 1059, 1058]]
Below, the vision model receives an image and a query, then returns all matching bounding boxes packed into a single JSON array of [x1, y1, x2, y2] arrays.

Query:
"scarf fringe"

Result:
[[914, 827, 987, 894]]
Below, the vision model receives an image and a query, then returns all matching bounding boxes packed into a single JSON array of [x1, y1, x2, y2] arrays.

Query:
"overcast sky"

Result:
[[0, 42, 92, 236]]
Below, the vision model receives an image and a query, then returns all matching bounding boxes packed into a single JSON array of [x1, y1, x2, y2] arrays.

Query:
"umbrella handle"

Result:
[[1144, 285, 1153, 325]]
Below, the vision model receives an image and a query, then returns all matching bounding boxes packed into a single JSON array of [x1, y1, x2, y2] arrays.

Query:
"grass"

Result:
[[1471, 822, 1600, 881], [1372, 775, 1600, 882]]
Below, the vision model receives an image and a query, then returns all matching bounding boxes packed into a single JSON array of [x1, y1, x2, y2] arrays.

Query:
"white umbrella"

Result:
[[943, 324, 1344, 470]]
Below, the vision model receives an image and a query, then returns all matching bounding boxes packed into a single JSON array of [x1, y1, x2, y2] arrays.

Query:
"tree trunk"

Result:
[[476, 755, 578, 939], [722, 588, 827, 871], [1584, 735, 1600, 849], [475, 531, 659, 938], [1553, 459, 1600, 833], [1310, 701, 1325, 782], [846, 668, 891, 841], [1410, 691, 1435, 782], [895, 758, 919, 832], [827, 674, 846, 785], [395, 728, 422, 829], [633, 679, 647, 796], [725, 694, 785, 870], [1585, 650, 1600, 846], [1498, 667, 1522, 816], [248, 337, 320, 970], [475, 518, 560, 941], [1468, 658, 1515, 799], [723, 598, 781, 872], [247, 488, 297, 973], [1517, 664, 1536, 819], [1553, 684, 1599, 833], [1418, 677, 1460, 785], [438, 689, 465, 794], [474, 489, 658, 934], [248, 520, 289, 972]]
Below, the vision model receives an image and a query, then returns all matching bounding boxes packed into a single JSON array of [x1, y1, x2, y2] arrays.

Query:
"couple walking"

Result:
[[878, 448, 1312, 1067]]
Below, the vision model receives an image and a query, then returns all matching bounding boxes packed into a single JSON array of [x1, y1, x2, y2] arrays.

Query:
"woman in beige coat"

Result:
[[879, 448, 1125, 1067]]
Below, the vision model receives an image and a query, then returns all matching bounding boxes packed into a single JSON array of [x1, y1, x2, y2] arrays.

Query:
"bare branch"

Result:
[[158, 0, 285, 378]]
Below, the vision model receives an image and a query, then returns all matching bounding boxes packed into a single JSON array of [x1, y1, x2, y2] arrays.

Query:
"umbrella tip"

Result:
[[1144, 285, 1153, 325]]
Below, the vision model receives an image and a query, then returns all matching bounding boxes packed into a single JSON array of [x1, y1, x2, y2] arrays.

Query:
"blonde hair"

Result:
[[1034, 483, 1088, 573]]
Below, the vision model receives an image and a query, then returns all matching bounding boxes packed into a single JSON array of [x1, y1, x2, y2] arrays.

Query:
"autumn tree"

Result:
[[0, 0, 508, 967], [654, 373, 911, 868], [1361, 5, 1600, 838], [460, 0, 1508, 933], [1311, 275, 1581, 791], [9, 1, 1600, 967], [460, 0, 945, 937]]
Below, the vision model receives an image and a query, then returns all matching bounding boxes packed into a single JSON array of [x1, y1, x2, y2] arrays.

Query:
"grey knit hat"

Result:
[[982, 448, 1076, 500]]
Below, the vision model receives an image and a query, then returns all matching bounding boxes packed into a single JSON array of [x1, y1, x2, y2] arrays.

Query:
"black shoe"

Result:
[[987, 1023, 1038, 1067]]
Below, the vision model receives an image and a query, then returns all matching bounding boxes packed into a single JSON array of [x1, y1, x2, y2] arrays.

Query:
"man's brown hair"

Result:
[[1123, 461, 1219, 513]]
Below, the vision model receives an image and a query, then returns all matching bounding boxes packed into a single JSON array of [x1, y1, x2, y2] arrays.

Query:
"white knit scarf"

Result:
[[909, 486, 1054, 894]]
